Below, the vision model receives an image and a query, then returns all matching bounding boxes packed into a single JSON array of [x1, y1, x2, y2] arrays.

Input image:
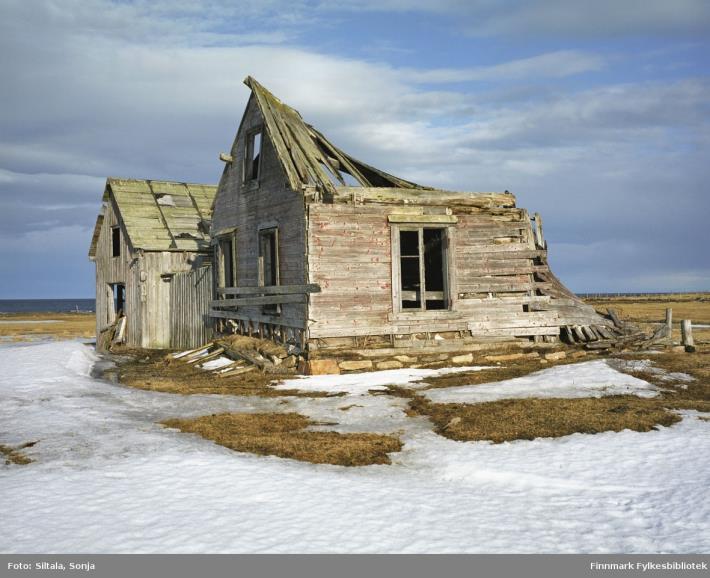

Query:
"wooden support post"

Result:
[[607, 308, 624, 329], [572, 325, 587, 342], [681, 320, 695, 353], [533, 212, 546, 250]]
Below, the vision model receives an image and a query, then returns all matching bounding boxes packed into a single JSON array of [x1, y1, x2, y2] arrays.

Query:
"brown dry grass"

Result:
[[0, 312, 94, 341], [390, 343, 710, 444], [405, 394, 680, 443], [161, 412, 402, 466], [1, 441, 37, 465], [615, 347, 710, 413], [112, 349, 333, 398], [585, 293, 710, 343]]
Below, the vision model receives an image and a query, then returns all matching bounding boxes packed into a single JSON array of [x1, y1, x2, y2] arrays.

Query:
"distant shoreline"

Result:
[[2, 294, 708, 314], [0, 299, 95, 314]]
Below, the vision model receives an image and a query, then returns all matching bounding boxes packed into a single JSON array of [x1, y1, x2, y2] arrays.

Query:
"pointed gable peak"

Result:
[[242, 76, 429, 195]]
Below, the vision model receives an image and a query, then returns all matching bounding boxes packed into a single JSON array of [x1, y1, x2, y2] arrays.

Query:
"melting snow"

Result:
[[423, 360, 659, 404], [275, 366, 490, 394], [1, 341, 709, 554], [609, 358, 695, 384]]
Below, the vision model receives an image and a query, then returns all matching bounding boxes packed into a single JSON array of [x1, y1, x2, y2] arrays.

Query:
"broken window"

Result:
[[258, 228, 279, 313], [245, 129, 262, 182], [111, 226, 121, 257], [397, 227, 448, 311], [217, 233, 237, 289]]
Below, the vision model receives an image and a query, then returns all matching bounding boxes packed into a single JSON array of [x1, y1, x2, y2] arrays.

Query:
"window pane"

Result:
[[400, 255, 421, 309], [400, 230, 419, 256], [424, 228, 446, 310]]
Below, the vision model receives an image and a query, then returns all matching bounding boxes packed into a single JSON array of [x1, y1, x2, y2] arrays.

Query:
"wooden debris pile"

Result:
[[565, 308, 674, 352], [97, 316, 126, 351], [171, 335, 300, 376]]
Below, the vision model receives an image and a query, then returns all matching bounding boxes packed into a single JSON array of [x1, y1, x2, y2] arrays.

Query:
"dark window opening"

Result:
[[111, 283, 125, 320], [400, 230, 420, 309], [218, 235, 236, 288], [423, 228, 446, 310], [245, 129, 262, 182], [111, 226, 121, 257], [398, 227, 448, 311], [258, 228, 279, 313]]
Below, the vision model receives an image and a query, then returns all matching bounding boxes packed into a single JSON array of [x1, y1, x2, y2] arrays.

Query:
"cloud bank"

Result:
[[0, 0, 708, 296]]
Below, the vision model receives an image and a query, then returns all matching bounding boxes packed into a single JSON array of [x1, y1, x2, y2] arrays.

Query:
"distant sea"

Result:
[[0, 299, 95, 313]]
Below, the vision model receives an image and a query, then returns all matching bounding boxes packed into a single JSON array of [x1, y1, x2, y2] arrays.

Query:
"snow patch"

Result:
[[423, 360, 658, 404], [64, 344, 99, 377], [275, 366, 490, 395], [610, 358, 695, 384], [201, 356, 234, 370], [1, 341, 709, 554]]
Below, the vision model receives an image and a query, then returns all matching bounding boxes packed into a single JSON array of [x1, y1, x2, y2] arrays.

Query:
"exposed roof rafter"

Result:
[[244, 76, 429, 195]]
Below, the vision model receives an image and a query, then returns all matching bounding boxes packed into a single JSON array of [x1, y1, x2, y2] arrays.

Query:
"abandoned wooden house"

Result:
[[89, 178, 216, 350], [208, 77, 613, 369]]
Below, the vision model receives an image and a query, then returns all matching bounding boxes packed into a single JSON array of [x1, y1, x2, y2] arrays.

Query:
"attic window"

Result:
[[111, 226, 121, 257], [245, 129, 262, 182]]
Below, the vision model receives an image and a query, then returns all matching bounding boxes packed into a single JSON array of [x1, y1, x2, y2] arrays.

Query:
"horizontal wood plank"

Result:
[[218, 284, 321, 296], [211, 294, 306, 307]]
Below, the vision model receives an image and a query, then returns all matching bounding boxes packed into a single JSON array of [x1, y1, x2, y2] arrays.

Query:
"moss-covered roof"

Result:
[[88, 178, 217, 257]]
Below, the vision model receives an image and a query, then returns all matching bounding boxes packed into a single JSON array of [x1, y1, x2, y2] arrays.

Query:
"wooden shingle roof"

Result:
[[88, 178, 217, 257]]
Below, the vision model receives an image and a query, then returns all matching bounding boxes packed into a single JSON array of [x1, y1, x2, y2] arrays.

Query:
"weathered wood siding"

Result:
[[306, 201, 604, 341], [138, 251, 211, 349], [307, 204, 393, 338], [94, 198, 215, 349], [93, 200, 142, 347], [170, 261, 214, 349], [210, 96, 308, 331]]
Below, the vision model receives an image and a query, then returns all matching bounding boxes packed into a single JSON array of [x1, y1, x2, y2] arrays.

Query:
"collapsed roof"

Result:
[[88, 178, 217, 258], [244, 76, 431, 195]]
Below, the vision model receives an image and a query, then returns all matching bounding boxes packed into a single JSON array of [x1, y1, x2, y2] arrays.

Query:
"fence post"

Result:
[[681, 320, 695, 353]]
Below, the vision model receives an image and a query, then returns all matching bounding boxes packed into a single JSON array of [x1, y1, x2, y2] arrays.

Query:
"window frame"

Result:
[[107, 282, 126, 324], [243, 126, 263, 185], [215, 231, 238, 290], [257, 226, 280, 314], [390, 223, 455, 315], [111, 226, 121, 258]]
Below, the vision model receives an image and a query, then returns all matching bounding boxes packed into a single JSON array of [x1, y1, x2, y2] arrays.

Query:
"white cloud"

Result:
[[403, 51, 605, 83], [0, 0, 708, 294]]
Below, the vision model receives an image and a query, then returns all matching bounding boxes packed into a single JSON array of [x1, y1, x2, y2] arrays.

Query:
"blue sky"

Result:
[[0, 0, 708, 297]]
